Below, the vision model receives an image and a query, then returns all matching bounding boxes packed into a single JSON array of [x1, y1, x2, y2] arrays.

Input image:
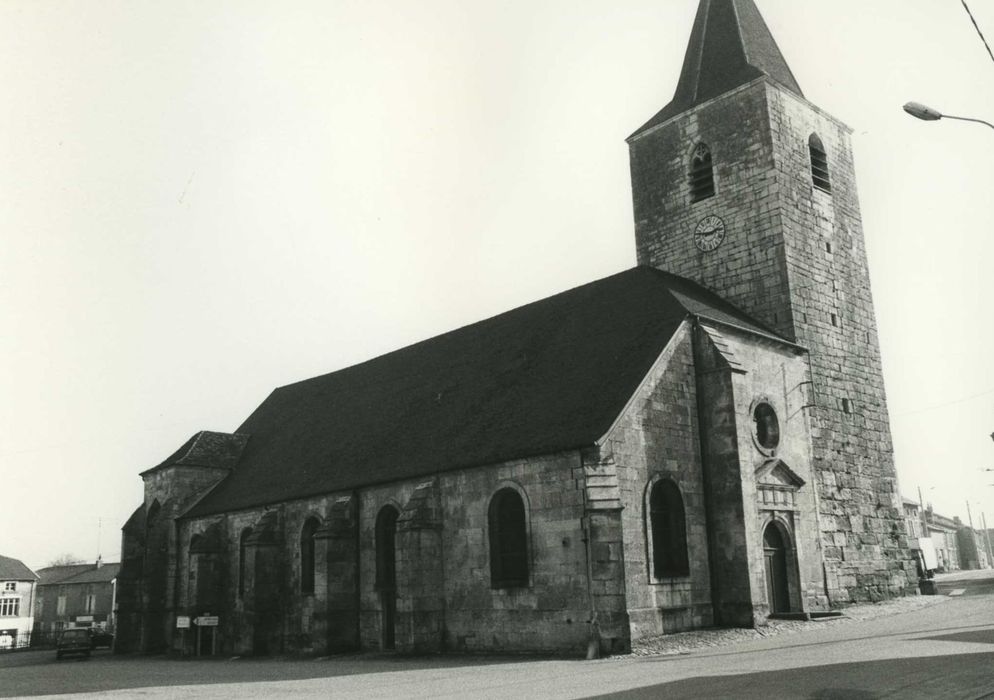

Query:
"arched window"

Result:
[[808, 134, 831, 192], [375, 505, 400, 650], [375, 506, 399, 590], [238, 528, 252, 598], [689, 142, 715, 202], [300, 517, 320, 595], [648, 479, 689, 578], [488, 487, 529, 588]]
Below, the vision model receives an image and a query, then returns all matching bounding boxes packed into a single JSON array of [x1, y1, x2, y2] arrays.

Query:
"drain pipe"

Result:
[[579, 450, 600, 660]]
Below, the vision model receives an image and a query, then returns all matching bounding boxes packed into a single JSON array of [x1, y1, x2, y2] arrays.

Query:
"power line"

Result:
[[961, 0, 994, 67], [893, 387, 994, 418]]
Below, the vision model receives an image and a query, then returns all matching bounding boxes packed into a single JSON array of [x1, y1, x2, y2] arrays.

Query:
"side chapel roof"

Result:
[[630, 0, 803, 139], [184, 266, 779, 518], [141, 430, 249, 477]]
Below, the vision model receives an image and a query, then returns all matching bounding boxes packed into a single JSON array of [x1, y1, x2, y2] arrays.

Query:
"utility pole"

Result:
[[966, 501, 978, 569], [984, 512, 994, 569], [918, 486, 929, 538]]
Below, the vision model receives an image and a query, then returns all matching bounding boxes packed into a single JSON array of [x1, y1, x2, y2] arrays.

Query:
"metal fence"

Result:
[[0, 630, 37, 651]]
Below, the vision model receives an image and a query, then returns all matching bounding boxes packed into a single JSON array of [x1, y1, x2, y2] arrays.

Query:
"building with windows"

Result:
[[116, 0, 913, 657], [924, 509, 961, 573], [0, 555, 38, 649], [957, 525, 991, 570], [32, 559, 120, 645]]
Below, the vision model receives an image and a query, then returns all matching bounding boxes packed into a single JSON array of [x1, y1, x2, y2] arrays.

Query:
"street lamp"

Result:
[[903, 101, 994, 130]]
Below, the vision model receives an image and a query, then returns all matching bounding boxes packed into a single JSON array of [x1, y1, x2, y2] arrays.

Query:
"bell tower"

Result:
[[628, 0, 913, 602]]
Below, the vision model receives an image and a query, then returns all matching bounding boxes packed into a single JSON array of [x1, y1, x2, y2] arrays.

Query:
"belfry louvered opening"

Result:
[[689, 142, 715, 202], [808, 134, 831, 192]]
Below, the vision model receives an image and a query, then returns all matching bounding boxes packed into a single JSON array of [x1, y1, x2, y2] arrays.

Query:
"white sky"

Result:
[[2, 0, 993, 571]]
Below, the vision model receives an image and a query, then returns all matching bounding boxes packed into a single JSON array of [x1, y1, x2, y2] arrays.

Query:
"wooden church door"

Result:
[[763, 523, 790, 614]]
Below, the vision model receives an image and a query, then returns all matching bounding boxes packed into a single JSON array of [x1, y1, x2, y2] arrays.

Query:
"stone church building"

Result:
[[117, 0, 914, 657]]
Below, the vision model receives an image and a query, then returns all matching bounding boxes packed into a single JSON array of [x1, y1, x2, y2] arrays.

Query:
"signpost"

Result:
[[176, 616, 190, 629], [192, 614, 219, 656]]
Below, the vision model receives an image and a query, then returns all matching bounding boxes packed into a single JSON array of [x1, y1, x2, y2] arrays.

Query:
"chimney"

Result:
[[96, 555, 103, 569]]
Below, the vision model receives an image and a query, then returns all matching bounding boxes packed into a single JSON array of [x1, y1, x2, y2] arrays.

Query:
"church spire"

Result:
[[631, 0, 802, 138]]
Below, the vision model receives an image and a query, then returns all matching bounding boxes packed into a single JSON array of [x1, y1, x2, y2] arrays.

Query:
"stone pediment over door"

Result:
[[755, 459, 805, 509]]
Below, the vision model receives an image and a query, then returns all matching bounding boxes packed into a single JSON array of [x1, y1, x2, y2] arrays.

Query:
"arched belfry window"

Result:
[[808, 134, 831, 192], [300, 517, 320, 595], [689, 142, 715, 202], [648, 479, 689, 578], [488, 487, 529, 588], [238, 528, 252, 597]]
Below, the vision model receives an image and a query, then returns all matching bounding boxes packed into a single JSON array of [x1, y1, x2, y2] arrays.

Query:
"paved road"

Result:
[[3, 593, 994, 698]]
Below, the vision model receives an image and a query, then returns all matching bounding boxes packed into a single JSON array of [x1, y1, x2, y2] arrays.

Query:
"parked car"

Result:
[[55, 629, 92, 660], [90, 629, 114, 649]]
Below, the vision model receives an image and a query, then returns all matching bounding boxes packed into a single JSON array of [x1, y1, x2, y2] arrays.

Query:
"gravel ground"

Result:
[[627, 595, 948, 657]]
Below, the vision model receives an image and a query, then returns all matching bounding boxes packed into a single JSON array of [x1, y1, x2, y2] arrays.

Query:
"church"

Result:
[[116, 0, 914, 657]]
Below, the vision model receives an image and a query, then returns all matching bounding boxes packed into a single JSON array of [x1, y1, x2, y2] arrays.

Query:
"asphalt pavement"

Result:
[[3, 576, 994, 699]]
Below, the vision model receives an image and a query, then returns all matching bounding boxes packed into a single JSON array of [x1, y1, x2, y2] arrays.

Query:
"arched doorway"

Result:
[[763, 522, 791, 614], [375, 506, 399, 650]]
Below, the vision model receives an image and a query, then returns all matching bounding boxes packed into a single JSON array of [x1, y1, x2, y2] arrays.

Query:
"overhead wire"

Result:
[[960, 0, 994, 67]]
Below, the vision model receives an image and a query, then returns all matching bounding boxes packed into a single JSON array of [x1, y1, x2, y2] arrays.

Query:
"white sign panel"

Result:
[[919, 537, 938, 571], [194, 616, 219, 627], [176, 616, 191, 629]]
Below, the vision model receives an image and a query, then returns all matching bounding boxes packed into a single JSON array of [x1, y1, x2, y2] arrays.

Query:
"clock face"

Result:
[[694, 215, 725, 252]]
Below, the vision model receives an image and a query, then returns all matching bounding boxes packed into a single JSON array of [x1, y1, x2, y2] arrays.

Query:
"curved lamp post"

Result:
[[903, 101, 994, 130]]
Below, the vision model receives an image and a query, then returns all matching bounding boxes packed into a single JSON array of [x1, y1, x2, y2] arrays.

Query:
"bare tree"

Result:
[[46, 554, 85, 567]]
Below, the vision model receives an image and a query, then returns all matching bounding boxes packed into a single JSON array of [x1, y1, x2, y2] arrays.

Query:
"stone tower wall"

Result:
[[768, 84, 912, 600], [628, 78, 913, 603]]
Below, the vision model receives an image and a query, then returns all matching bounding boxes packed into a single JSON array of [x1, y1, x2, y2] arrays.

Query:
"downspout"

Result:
[[436, 478, 448, 652], [353, 490, 361, 650], [578, 449, 600, 660], [172, 517, 183, 651], [800, 347, 832, 605]]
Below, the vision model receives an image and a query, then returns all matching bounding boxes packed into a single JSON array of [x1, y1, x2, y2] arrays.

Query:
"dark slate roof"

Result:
[[35, 564, 94, 586], [630, 0, 803, 139], [184, 266, 776, 518], [141, 430, 249, 476], [59, 563, 121, 584], [0, 555, 37, 581]]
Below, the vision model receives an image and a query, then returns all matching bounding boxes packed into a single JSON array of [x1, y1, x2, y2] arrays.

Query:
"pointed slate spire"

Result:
[[630, 0, 802, 138]]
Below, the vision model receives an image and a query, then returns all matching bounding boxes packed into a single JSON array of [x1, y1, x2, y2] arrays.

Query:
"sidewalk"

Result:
[[629, 594, 947, 657]]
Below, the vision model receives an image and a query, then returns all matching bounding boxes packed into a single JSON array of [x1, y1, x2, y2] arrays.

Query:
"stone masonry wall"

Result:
[[167, 450, 611, 657], [600, 322, 714, 641], [630, 81, 794, 341], [716, 324, 827, 614], [766, 84, 913, 601], [628, 78, 913, 605]]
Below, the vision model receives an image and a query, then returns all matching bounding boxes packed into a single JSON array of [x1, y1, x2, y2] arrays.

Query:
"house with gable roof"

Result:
[[32, 559, 120, 645], [0, 555, 38, 649]]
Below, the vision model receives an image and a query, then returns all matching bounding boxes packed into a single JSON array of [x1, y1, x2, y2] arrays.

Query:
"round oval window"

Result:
[[754, 402, 780, 450]]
